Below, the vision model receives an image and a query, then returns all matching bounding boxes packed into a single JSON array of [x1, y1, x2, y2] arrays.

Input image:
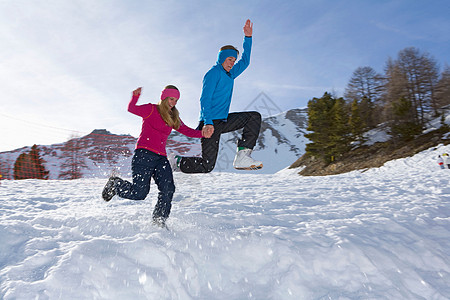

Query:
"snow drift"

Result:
[[0, 144, 449, 299]]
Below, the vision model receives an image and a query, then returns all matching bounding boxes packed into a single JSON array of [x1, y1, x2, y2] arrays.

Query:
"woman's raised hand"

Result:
[[133, 87, 142, 96]]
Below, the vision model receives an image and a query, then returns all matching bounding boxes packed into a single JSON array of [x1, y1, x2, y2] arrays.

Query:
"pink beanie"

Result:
[[160, 88, 180, 100]]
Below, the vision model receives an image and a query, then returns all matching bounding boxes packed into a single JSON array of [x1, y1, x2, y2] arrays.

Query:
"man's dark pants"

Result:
[[180, 111, 261, 173]]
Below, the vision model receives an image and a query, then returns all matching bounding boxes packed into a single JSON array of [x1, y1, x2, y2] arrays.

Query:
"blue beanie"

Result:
[[217, 49, 238, 64]]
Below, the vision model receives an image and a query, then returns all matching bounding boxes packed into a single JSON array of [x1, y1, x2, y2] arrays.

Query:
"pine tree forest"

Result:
[[306, 47, 450, 163]]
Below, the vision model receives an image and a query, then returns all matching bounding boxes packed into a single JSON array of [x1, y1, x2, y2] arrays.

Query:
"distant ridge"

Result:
[[0, 108, 309, 179]]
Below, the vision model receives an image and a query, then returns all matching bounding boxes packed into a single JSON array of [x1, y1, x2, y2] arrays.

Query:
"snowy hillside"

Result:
[[1, 143, 449, 299], [0, 108, 308, 178]]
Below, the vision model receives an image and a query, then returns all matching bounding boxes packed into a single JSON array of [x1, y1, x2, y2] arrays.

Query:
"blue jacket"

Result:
[[199, 36, 252, 125]]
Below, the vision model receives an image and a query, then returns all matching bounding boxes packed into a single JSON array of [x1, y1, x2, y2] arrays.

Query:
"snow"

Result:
[[362, 127, 391, 146], [361, 109, 450, 147], [1, 144, 450, 299]]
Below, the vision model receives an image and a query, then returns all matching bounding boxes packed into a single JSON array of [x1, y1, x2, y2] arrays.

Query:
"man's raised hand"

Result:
[[243, 19, 253, 37]]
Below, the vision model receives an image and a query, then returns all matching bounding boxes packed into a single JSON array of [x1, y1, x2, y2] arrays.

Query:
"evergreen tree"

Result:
[[329, 97, 351, 159], [30, 145, 49, 179], [305, 93, 351, 163], [390, 97, 422, 141], [14, 145, 49, 180], [14, 153, 29, 180], [359, 96, 374, 129], [349, 99, 367, 145], [305, 92, 335, 161]]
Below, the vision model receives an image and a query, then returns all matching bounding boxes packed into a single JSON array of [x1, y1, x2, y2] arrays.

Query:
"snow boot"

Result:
[[233, 148, 263, 170], [102, 176, 119, 202], [152, 216, 168, 229]]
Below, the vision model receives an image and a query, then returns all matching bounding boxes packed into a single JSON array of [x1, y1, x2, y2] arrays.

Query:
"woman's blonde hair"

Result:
[[157, 85, 181, 130]]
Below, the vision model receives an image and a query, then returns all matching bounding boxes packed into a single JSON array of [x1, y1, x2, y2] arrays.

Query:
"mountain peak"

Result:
[[90, 129, 112, 135]]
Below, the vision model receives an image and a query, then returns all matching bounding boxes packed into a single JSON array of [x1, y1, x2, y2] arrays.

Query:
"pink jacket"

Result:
[[128, 94, 202, 156]]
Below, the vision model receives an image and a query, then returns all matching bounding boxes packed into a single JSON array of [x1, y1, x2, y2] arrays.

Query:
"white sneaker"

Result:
[[233, 148, 263, 170], [167, 153, 180, 172]]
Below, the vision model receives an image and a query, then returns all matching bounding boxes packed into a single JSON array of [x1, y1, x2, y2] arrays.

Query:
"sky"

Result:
[[0, 0, 449, 152]]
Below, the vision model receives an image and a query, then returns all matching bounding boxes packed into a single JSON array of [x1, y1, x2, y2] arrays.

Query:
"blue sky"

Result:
[[0, 0, 449, 152]]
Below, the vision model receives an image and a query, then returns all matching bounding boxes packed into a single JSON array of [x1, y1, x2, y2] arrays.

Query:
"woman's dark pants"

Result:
[[115, 149, 175, 220]]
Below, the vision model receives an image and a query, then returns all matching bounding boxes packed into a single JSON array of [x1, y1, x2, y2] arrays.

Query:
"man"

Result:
[[171, 19, 263, 173]]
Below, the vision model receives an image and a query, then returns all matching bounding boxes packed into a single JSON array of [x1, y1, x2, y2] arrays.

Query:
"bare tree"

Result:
[[421, 53, 440, 116], [384, 58, 409, 122], [436, 65, 450, 110], [345, 66, 385, 103], [59, 135, 87, 179], [385, 47, 440, 126], [344, 66, 385, 127]]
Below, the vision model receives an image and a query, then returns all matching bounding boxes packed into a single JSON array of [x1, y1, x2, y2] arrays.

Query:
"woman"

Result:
[[102, 85, 204, 227]]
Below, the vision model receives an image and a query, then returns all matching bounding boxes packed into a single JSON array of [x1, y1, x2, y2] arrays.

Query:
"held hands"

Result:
[[133, 87, 142, 96], [202, 125, 214, 138], [243, 19, 253, 37]]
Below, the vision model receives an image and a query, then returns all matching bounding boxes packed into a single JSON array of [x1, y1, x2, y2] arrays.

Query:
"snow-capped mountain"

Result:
[[0, 109, 309, 179]]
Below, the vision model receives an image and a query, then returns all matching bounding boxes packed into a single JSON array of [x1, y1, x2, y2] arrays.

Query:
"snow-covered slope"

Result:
[[1, 143, 449, 299]]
